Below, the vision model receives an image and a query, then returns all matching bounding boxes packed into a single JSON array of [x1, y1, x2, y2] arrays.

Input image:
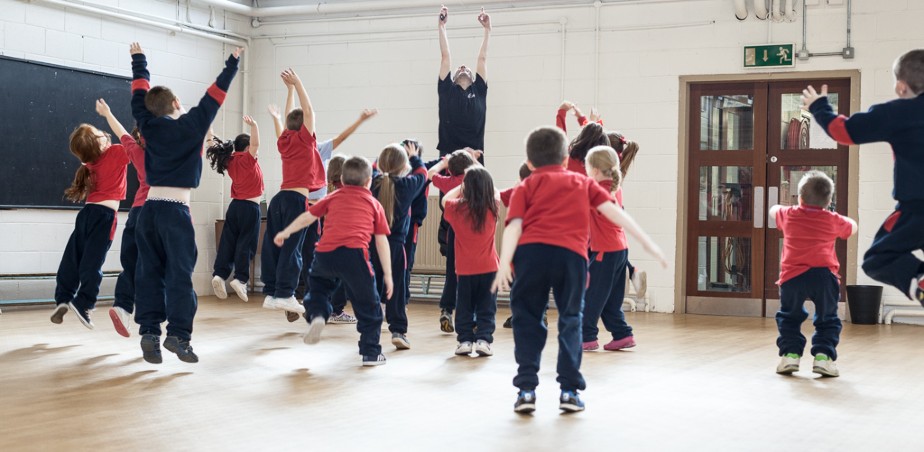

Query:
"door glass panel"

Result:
[[700, 95, 754, 150], [697, 236, 752, 292], [698, 166, 753, 221], [778, 165, 838, 211], [780, 93, 840, 150]]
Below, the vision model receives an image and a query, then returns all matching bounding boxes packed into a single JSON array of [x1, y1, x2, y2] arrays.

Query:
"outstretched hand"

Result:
[[95, 99, 111, 117], [588, 107, 601, 123], [267, 104, 281, 119], [129, 42, 143, 55], [478, 8, 491, 31], [404, 140, 419, 157], [438, 5, 448, 26], [361, 108, 378, 120], [281, 68, 300, 87], [559, 100, 574, 111], [233, 47, 244, 59], [274, 232, 290, 247], [243, 115, 256, 126], [801, 84, 828, 110]]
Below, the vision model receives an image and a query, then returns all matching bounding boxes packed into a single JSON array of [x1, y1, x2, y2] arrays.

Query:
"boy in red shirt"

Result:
[[274, 156, 394, 367], [493, 126, 666, 414], [771, 171, 857, 377]]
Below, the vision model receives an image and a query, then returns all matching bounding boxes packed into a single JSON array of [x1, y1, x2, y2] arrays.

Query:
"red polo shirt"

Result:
[[120, 135, 149, 207], [500, 186, 516, 208], [309, 185, 390, 252], [566, 157, 586, 175], [227, 151, 264, 200], [278, 124, 325, 191], [506, 165, 611, 259], [86, 143, 129, 203], [444, 199, 499, 275], [589, 180, 628, 253], [776, 205, 854, 285], [432, 173, 464, 194]]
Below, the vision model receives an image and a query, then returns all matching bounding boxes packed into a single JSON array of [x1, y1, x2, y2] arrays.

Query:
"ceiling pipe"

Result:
[[752, 0, 769, 20], [733, 0, 748, 20], [782, 0, 796, 22], [193, 0, 572, 19], [770, 0, 782, 22]]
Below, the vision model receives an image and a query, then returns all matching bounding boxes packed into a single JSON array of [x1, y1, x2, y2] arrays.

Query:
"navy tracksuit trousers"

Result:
[[862, 201, 924, 299], [776, 267, 842, 359], [213, 199, 261, 284], [583, 250, 633, 343], [297, 219, 348, 314], [114, 206, 142, 313], [261, 191, 307, 299], [134, 200, 197, 340], [455, 272, 498, 343], [510, 244, 588, 392], [55, 204, 117, 311], [305, 247, 383, 356], [370, 238, 408, 334]]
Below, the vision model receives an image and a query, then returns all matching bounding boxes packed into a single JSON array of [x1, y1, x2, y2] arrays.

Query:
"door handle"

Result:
[[754, 186, 764, 228], [768, 187, 779, 229]]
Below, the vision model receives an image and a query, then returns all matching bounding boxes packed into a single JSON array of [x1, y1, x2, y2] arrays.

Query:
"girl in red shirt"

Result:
[[52, 99, 130, 330], [442, 167, 500, 357], [207, 116, 264, 303]]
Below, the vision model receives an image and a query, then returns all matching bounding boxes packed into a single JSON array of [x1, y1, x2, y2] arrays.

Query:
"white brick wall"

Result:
[[0, 0, 247, 299]]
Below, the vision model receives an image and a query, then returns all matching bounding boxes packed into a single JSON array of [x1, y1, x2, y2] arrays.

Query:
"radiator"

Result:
[[411, 195, 508, 274]]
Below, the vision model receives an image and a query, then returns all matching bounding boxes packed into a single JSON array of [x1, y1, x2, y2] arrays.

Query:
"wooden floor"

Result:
[[1, 299, 922, 451]]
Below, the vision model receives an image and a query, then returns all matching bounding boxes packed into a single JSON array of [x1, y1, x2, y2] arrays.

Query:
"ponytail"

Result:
[[206, 138, 235, 175], [376, 173, 396, 228], [64, 124, 104, 203], [619, 140, 639, 179], [585, 145, 622, 192], [374, 144, 410, 229], [64, 166, 94, 202]]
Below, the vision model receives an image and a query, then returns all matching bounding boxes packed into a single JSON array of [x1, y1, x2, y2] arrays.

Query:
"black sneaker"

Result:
[[50, 303, 69, 324], [163, 336, 199, 363], [439, 309, 454, 333], [503, 316, 513, 328], [68, 302, 94, 330], [362, 354, 387, 367], [285, 311, 300, 323], [559, 391, 585, 413], [140, 334, 163, 364], [514, 390, 537, 414]]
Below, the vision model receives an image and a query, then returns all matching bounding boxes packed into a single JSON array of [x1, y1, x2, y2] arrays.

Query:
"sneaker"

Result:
[[303, 316, 325, 345], [285, 311, 300, 323], [163, 336, 199, 363], [514, 390, 537, 414], [776, 353, 801, 375], [50, 303, 68, 324], [455, 341, 473, 355], [631, 270, 648, 299], [503, 316, 513, 328], [912, 275, 924, 307], [228, 279, 248, 302], [474, 340, 493, 357], [109, 307, 132, 338], [329, 311, 357, 324], [812, 354, 839, 377], [362, 354, 387, 366], [68, 302, 94, 330], [262, 295, 277, 310], [603, 336, 636, 351], [140, 334, 162, 364], [211, 275, 227, 299], [582, 340, 599, 351], [439, 309, 454, 333], [392, 332, 411, 350], [559, 391, 585, 413], [276, 296, 306, 314]]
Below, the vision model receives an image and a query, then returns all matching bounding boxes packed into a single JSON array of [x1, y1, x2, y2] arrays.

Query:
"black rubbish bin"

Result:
[[845, 285, 882, 325]]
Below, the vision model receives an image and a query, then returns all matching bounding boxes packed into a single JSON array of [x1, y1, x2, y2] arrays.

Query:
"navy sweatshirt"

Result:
[[131, 53, 239, 188], [408, 157, 443, 226], [810, 94, 924, 202], [371, 155, 428, 244]]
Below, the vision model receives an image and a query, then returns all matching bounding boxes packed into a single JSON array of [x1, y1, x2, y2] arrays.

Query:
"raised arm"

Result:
[[441, 183, 463, 208], [129, 42, 154, 128], [804, 84, 895, 145], [596, 202, 668, 268], [428, 156, 448, 180], [274, 211, 319, 247], [243, 115, 259, 157], [332, 109, 378, 149], [267, 104, 284, 139], [96, 99, 128, 138], [282, 69, 315, 135], [180, 47, 242, 135], [438, 5, 451, 79], [284, 81, 295, 116], [476, 8, 491, 81]]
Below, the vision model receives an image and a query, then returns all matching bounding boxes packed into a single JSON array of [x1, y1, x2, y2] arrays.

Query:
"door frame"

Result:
[[675, 70, 861, 315]]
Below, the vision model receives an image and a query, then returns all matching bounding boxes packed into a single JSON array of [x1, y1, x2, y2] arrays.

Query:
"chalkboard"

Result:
[[0, 56, 139, 211]]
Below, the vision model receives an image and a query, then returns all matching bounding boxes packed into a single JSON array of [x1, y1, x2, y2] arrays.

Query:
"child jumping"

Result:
[[493, 128, 666, 414], [770, 171, 857, 377], [208, 116, 264, 303], [52, 99, 130, 330], [442, 166, 500, 357], [130, 42, 240, 363], [274, 156, 393, 367], [804, 49, 924, 305]]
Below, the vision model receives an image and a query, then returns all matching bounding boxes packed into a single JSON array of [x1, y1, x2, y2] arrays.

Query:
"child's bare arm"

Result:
[[492, 219, 522, 293], [769, 205, 783, 218], [427, 157, 448, 180], [333, 109, 377, 149], [282, 69, 315, 135], [374, 234, 394, 300], [267, 104, 284, 139], [274, 212, 318, 247], [845, 216, 859, 236], [96, 99, 128, 138], [441, 184, 463, 208], [243, 115, 260, 156], [596, 202, 668, 268]]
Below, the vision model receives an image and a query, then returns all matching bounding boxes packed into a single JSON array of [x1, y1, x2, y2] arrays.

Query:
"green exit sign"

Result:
[[744, 44, 795, 68]]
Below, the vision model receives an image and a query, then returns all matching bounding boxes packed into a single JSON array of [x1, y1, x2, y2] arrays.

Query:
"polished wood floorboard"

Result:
[[1, 299, 922, 451]]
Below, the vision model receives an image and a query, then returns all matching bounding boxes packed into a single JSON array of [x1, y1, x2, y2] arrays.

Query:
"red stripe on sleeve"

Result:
[[131, 79, 150, 92], [413, 166, 427, 176], [828, 115, 855, 145], [883, 211, 901, 233], [207, 83, 227, 104]]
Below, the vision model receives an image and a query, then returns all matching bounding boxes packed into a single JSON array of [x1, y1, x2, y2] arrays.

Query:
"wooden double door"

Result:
[[685, 79, 851, 317]]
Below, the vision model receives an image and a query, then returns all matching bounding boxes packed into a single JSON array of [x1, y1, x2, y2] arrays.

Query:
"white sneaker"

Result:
[[50, 303, 69, 324], [455, 341, 473, 356], [303, 316, 326, 345], [329, 311, 357, 324], [212, 276, 228, 299], [228, 279, 249, 302], [275, 296, 305, 314], [776, 353, 800, 375], [109, 307, 132, 338], [262, 295, 277, 310], [474, 340, 493, 357], [631, 270, 648, 299], [812, 354, 839, 377]]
